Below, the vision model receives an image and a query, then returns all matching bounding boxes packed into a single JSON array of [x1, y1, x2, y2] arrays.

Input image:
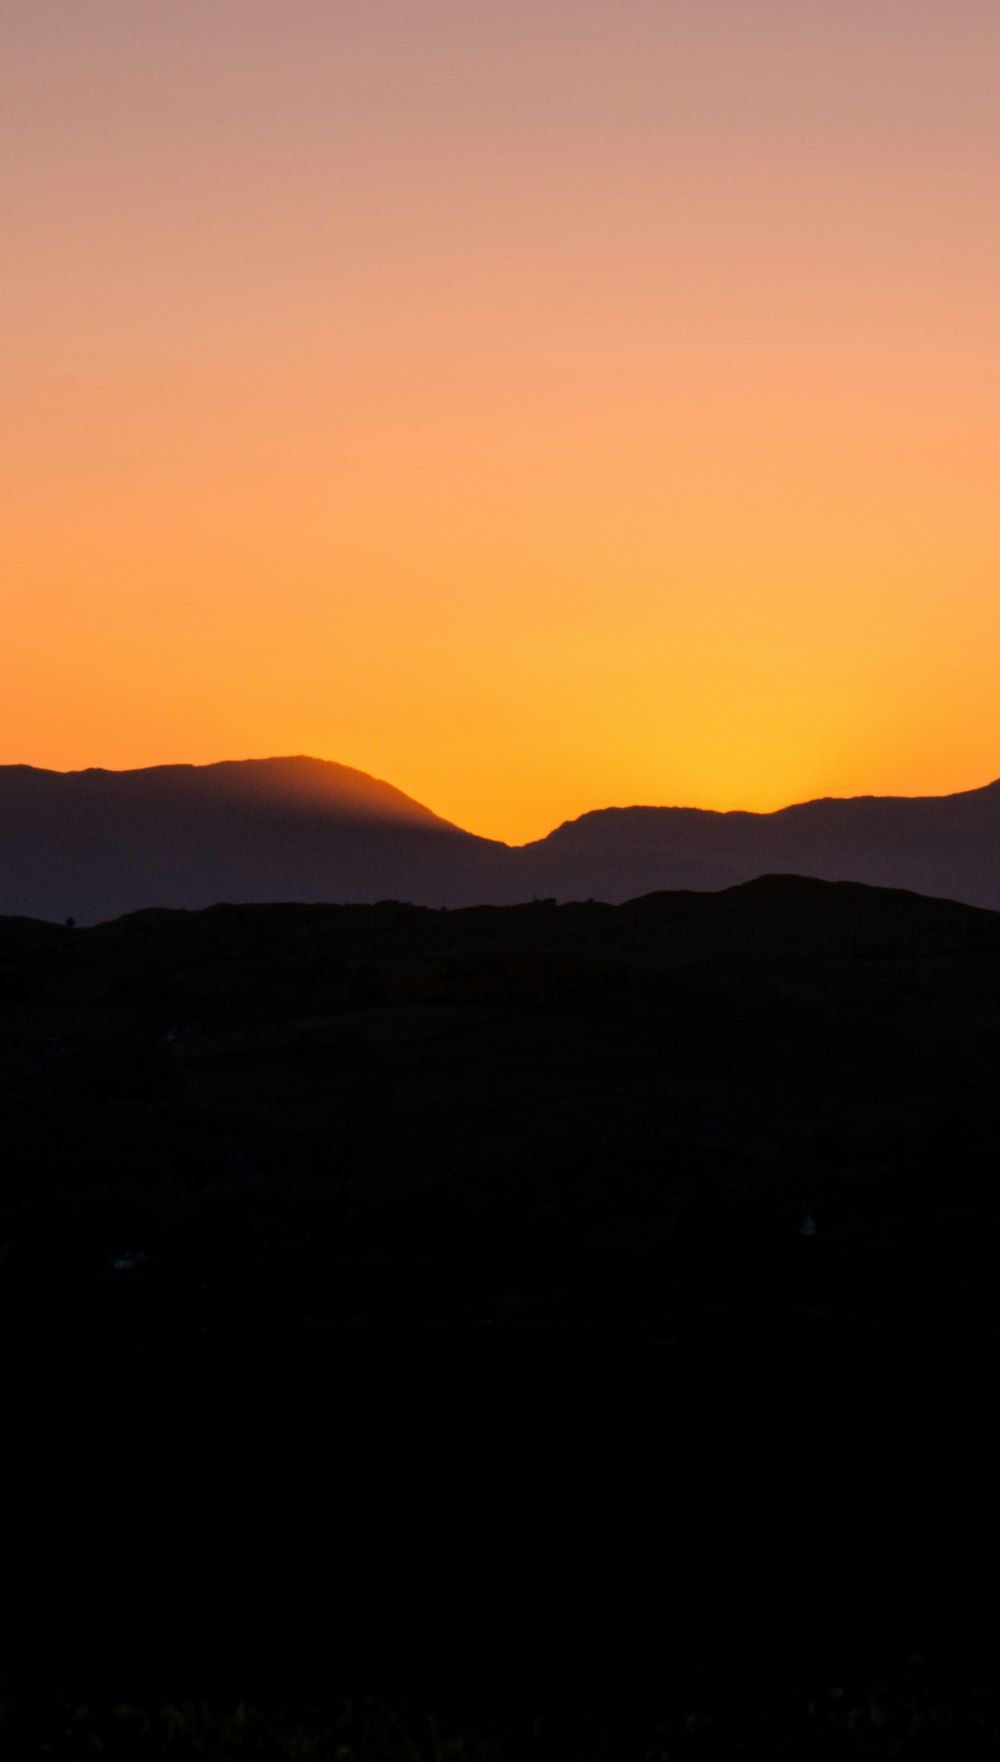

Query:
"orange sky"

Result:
[[4, 0, 1000, 843]]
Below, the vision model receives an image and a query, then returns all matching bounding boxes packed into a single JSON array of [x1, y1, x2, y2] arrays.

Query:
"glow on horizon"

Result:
[[4, 1, 1000, 846]]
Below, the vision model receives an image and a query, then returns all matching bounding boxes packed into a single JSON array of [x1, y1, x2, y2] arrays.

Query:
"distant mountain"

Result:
[[515, 778, 1000, 910], [0, 756, 504, 922], [3, 757, 1000, 921]]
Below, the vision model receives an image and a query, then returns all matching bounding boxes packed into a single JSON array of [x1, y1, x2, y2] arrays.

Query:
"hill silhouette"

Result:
[[5, 757, 1000, 921], [513, 775, 1000, 907], [4, 877, 1000, 1701], [0, 755, 504, 921]]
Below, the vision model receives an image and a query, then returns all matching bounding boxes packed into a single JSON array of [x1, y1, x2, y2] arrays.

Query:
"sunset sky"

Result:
[[4, 1, 1000, 843]]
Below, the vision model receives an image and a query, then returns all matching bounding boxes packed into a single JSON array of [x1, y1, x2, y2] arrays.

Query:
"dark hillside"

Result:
[[6, 759, 1000, 921], [0, 756, 505, 921], [2, 878, 1000, 1704], [517, 776, 1000, 908]]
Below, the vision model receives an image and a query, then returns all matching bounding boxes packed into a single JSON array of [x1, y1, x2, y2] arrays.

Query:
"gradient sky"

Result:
[[4, 1, 1000, 842]]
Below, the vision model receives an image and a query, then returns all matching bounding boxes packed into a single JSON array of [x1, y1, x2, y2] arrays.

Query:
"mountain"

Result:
[[0, 756, 504, 922], [3, 756, 1000, 920], [515, 776, 1000, 909]]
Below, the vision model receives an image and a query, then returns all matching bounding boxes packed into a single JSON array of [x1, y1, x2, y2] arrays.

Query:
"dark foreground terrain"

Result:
[[3, 877, 1000, 1735]]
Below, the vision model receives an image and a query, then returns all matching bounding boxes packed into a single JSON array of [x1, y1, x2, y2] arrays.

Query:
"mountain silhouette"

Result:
[[512, 777, 1000, 908], [0, 756, 503, 922], [4, 756, 1000, 921]]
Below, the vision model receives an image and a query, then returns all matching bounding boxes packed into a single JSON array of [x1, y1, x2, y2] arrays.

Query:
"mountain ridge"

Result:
[[0, 755, 469, 832], [536, 771, 1000, 836], [4, 754, 1000, 921]]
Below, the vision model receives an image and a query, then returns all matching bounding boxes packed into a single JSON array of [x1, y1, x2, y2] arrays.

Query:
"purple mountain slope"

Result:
[[0, 757, 504, 922], [3, 758, 1000, 921], [516, 780, 1000, 908]]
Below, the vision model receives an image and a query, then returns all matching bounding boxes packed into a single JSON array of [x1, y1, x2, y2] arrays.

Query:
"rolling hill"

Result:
[[0, 755, 504, 921], [4, 877, 1000, 1693], [516, 777, 1000, 906], [3, 756, 1000, 920]]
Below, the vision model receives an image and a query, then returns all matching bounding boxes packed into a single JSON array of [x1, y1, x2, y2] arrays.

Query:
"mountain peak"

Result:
[[4, 755, 462, 831]]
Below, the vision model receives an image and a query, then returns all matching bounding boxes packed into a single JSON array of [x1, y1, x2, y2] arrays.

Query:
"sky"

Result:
[[4, 1, 1000, 843]]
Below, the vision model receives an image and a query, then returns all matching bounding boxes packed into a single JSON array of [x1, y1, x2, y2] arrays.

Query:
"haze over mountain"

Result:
[[3, 756, 1000, 922]]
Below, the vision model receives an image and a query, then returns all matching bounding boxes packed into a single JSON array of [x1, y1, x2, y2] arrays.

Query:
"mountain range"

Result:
[[3, 754, 1000, 921]]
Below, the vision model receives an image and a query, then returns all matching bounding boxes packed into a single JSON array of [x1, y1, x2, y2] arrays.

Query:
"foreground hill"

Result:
[[4, 875, 1000, 1695], [4, 756, 1000, 919], [5, 874, 1000, 1249]]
